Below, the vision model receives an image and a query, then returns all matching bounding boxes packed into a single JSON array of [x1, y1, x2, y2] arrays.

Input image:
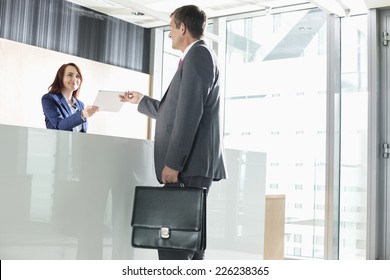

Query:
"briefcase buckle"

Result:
[[160, 227, 170, 239]]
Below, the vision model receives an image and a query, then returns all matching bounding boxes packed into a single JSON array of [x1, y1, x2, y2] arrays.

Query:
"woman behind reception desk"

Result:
[[41, 63, 107, 259], [41, 62, 98, 132]]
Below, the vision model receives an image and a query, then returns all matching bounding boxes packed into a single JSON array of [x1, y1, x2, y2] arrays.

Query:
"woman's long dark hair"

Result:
[[48, 62, 83, 99]]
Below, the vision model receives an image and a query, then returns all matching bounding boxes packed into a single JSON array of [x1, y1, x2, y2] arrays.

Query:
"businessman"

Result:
[[120, 5, 227, 260]]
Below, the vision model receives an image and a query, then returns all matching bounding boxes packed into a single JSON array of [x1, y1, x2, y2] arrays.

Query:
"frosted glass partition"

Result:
[[0, 124, 266, 260]]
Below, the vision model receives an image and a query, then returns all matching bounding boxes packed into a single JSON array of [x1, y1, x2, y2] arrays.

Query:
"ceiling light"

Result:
[[94, 0, 118, 7], [298, 26, 312, 31]]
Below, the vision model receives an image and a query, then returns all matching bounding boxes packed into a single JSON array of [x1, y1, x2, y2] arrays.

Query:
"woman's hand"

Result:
[[82, 105, 99, 119]]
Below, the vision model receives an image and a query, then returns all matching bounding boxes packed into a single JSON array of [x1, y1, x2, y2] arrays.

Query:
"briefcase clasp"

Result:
[[160, 227, 170, 239]]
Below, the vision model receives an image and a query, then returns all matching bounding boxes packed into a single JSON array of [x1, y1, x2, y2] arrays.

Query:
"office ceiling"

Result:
[[66, 0, 390, 28]]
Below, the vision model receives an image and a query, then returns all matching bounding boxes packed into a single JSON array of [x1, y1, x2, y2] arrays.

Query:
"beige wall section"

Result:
[[0, 38, 150, 139]]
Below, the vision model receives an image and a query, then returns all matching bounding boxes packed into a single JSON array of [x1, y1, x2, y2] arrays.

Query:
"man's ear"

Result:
[[180, 23, 186, 34]]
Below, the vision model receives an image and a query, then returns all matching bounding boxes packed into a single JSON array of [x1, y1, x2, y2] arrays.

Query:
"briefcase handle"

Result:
[[163, 182, 184, 188]]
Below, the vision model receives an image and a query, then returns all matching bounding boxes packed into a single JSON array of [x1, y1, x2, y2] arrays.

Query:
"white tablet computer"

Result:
[[93, 90, 125, 112]]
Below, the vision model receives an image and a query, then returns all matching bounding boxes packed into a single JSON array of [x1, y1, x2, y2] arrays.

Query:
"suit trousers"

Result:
[[157, 176, 212, 260]]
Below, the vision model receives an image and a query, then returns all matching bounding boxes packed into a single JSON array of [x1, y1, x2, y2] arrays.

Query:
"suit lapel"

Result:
[[160, 40, 207, 104], [52, 93, 72, 115]]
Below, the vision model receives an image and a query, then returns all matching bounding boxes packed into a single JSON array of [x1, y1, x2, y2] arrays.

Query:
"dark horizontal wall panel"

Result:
[[0, 0, 150, 73]]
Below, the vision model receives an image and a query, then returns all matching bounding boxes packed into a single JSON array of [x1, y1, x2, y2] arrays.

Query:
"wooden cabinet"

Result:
[[264, 195, 285, 259]]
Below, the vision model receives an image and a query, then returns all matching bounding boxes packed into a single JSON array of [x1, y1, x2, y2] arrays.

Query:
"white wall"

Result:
[[0, 38, 150, 139]]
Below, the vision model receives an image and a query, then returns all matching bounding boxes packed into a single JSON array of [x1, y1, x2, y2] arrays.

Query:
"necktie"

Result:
[[178, 58, 183, 68]]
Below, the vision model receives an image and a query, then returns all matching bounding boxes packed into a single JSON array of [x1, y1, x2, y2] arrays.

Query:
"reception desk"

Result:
[[0, 124, 266, 259]]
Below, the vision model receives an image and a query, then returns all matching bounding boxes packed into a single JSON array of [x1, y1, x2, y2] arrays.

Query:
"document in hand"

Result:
[[93, 90, 125, 112]]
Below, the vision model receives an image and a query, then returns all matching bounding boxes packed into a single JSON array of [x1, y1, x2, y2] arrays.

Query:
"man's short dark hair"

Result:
[[170, 5, 207, 39]]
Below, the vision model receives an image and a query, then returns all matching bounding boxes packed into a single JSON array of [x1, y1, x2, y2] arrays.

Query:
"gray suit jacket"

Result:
[[138, 40, 227, 183]]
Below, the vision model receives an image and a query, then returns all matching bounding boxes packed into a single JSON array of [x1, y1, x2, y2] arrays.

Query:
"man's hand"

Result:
[[161, 165, 179, 184], [119, 91, 144, 104]]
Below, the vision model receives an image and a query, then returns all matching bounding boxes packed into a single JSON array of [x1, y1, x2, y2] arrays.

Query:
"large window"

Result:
[[339, 15, 367, 259], [224, 8, 327, 259]]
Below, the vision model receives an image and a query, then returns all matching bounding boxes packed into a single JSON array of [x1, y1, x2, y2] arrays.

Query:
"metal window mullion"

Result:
[[379, 9, 390, 260], [324, 13, 341, 260], [384, 12, 390, 260], [367, 8, 381, 260]]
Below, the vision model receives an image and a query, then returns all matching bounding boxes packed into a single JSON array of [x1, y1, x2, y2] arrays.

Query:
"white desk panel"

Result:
[[0, 124, 266, 259]]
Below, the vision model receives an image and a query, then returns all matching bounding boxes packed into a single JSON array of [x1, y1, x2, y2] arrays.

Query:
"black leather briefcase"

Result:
[[131, 184, 207, 252]]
